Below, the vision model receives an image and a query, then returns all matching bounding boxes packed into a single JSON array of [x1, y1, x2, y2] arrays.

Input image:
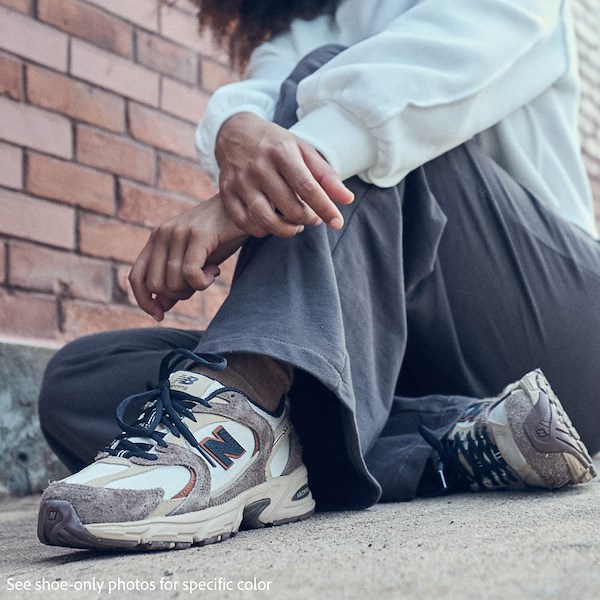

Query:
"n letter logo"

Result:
[[199, 426, 246, 469]]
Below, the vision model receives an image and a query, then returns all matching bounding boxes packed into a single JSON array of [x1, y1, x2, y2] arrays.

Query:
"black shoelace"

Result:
[[106, 348, 227, 466], [420, 407, 519, 492]]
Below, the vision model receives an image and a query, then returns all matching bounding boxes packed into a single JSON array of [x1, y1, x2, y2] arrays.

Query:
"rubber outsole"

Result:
[[38, 498, 314, 552]]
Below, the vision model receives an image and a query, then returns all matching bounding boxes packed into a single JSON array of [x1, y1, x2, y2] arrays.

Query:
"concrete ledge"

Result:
[[0, 341, 69, 497]]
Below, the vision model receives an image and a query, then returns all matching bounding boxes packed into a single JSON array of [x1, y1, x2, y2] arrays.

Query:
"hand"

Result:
[[215, 112, 354, 238], [129, 195, 248, 321]]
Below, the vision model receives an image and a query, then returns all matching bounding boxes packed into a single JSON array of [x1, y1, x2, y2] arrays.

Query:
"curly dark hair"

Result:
[[188, 0, 341, 70]]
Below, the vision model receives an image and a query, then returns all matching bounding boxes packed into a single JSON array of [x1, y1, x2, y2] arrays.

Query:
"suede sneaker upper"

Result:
[[420, 369, 596, 492], [38, 349, 314, 551]]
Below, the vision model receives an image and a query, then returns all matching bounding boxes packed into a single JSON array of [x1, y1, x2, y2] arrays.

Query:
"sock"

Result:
[[192, 353, 293, 413]]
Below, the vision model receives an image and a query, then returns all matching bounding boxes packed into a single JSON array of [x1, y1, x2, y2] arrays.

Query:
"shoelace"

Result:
[[420, 406, 519, 492], [106, 348, 227, 466]]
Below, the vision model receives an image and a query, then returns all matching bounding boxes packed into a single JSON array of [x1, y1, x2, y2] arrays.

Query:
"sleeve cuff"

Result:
[[289, 104, 378, 181]]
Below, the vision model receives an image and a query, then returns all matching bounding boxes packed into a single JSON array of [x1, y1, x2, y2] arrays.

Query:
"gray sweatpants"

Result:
[[38, 46, 600, 510]]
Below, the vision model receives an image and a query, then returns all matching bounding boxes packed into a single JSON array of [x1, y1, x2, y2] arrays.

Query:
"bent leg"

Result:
[[368, 142, 600, 501]]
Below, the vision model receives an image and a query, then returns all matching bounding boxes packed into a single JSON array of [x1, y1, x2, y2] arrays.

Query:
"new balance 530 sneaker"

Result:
[[421, 369, 596, 492], [38, 349, 315, 551]]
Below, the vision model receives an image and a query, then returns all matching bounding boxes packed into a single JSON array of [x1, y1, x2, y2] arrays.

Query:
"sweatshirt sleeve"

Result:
[[195, 15, 336, 183], [289, 0, 567, 186]]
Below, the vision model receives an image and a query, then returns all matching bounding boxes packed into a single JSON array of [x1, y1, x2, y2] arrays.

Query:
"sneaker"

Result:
[[38, 349, 315, 551], [420, 369, 596, 492]]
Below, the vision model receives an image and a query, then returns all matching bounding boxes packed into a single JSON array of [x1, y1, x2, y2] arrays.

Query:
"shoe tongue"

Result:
[[127, 371, 224, 441], [168, 370, 224, 400]]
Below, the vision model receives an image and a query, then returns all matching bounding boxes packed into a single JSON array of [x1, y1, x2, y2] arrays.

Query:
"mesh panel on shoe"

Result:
[[64, 463, 128, 485], [104, 465, 191, 499]]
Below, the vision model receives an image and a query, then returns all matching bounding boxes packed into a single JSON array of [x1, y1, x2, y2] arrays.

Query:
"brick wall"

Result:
[[0, 0, 236, 343], [0, 0, 599, 345]]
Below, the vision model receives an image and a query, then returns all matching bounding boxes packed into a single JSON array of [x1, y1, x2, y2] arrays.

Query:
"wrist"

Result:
[[208, 195, 247, 241]]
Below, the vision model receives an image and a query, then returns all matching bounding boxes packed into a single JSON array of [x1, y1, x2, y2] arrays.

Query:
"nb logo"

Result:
[[172, 374, 200, 386], [199, 426, 246, 470]]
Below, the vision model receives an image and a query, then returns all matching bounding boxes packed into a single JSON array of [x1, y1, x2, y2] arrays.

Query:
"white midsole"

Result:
[[85, 466, 314, 543]]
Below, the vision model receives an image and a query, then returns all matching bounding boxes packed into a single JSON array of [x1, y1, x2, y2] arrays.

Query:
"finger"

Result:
[[146, 229, 193, 301], [129, 240, 165, 321], [180, 235, 215, 291], [144, 228, 172, 298], [260, 172, 321, 226], [224, 193, 269, 238], [204, 264, 221, 278], [165, 225, 194, 294], [155, 295, 178, 315], [243, 190, 304, 238], [276, 147, 345, 230], [301, 143, 355, 206]]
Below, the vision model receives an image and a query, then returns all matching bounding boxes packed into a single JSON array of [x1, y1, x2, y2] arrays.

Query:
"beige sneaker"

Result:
[[420, 369, 596, 492], [38, 349, 315, 551]]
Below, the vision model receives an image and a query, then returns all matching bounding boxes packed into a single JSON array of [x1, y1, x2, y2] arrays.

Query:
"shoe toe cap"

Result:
[[41, 481, 163, 525]]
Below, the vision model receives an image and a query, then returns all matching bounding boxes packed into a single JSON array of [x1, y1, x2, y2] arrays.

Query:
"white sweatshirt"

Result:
[[196, 0, 598, 238]]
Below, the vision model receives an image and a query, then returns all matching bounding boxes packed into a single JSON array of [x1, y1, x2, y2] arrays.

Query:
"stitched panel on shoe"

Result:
[[131, 444, 211, 516], [63, 463, 128, 485], [268, 434, 290, 478], [104, 465, 192, 499]]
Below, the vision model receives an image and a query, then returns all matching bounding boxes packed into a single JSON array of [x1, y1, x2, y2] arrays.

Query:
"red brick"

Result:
[[160, 3, 226, 61], [115, 263, 202, 318], [202, 281, 229, 323], [201, 59, 235, 93], [0, 0, 30, 13], [79, 213, 150, 263], [38, 0, 132, 57], [119, 180, 195, 228], [77, 125, 154, 185], [0, 96, 72, 159], [0, 53, 22, 100], [136, 30, 197, 84], [9, 241, 113, 302], [0, 6, 68, 72], [27, 153, 115, 215], [61, 297, 200, 338], [115, 264, 136, 305], [158, 153, 215, 200], [161, 312, 205, 330], [61, 299, 155, 339], [0, 289, 58, 340], [0, 188, 75, 249], [129, 103, 197, 159], [85, 0, 159, 32], [0, 141, 22, 189], [161, 77, 208, 123], [71, 39, 159, 106], [27, 65, 125, 133]]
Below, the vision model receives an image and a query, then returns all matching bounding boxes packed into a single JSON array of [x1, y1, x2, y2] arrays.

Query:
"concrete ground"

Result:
[[2, 459, 599, 600]]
